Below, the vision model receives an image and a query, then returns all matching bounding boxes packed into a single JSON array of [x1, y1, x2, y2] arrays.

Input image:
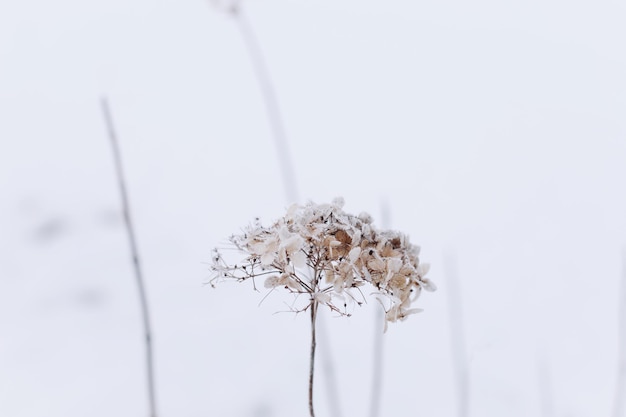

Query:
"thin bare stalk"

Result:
[[613, 248, 626, 417], [317, 317, 343, 417], [368, 312, 384, 417], [444, 250, 469, 417], [309, 299, 318, 417], [536, 347, 554, 417], [369, 200, 390, 417], [234, 6, 299, 203], [100, 97, 157, 417]]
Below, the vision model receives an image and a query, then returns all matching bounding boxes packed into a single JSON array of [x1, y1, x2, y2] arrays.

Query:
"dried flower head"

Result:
[[210, 198, 436, 330]]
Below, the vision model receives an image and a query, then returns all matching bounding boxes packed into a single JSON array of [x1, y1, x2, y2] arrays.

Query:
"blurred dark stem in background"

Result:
[[368, 200, 390, 417], [614, 249, 626, 417], [233, 6, 299, 204], [100, 97, 158, 417], [444, 250, 469, 417], [536, 348, 554, 417]]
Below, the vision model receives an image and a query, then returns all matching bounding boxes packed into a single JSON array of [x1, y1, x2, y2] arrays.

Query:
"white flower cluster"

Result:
[[210, 198, 435, 328]]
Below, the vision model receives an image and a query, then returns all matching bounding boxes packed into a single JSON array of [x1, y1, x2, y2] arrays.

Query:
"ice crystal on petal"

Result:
[[209, 199, 435, 329]]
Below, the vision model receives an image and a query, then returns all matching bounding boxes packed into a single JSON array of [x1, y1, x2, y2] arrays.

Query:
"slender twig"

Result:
[[536, 347, 554, 417], [368, 311, 384, 417], [613, 248, 626, 417], [316, 317, 344, 417], [309, 299, 318, 417], [234, 6, 299, 203], [444, 250, 469, 417], [100, 97, 157, 417], [369, 200, 390, 417]]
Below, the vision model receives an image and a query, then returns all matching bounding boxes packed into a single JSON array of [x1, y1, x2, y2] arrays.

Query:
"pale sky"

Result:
[[1, 0, 625, 416]]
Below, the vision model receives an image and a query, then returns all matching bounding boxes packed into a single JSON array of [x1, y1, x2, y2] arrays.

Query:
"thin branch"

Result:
[[613, 247, 626, 417], [369, 199, 390, 417], [368, 311, 384, 417], [100, 96, 157, 417], [536, 347, 554, 417], [316, 313, 344, 417], [444, 249, 469, 417], [234, 7, 299, 204], [309, 299, 318, 417]]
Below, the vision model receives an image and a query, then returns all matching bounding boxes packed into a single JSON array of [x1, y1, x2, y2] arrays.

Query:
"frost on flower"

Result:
[[210, 198, 435, 329]]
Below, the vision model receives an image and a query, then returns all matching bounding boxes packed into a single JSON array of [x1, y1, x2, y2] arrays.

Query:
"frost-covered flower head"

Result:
[[210, 198, 435, 330]]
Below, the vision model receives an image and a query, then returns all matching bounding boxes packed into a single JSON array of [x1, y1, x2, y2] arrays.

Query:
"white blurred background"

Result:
[[1, 0, 625, 416]]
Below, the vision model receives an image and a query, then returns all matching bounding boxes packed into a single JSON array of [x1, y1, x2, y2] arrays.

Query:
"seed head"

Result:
[[210, 198, 435, 329]]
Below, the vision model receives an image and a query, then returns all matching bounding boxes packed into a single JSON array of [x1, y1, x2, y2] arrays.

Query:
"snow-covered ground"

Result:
[[1, 0, 625, 416]]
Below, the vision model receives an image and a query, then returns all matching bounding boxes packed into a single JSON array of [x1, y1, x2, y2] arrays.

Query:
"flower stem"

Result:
[[234, 7, 299, 204], [444, 250, 469, 417], [100, 97, 157, 417], [613, 248, 626, 417], [369, 200, 390, 417], [309, 299, 318, 417]]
